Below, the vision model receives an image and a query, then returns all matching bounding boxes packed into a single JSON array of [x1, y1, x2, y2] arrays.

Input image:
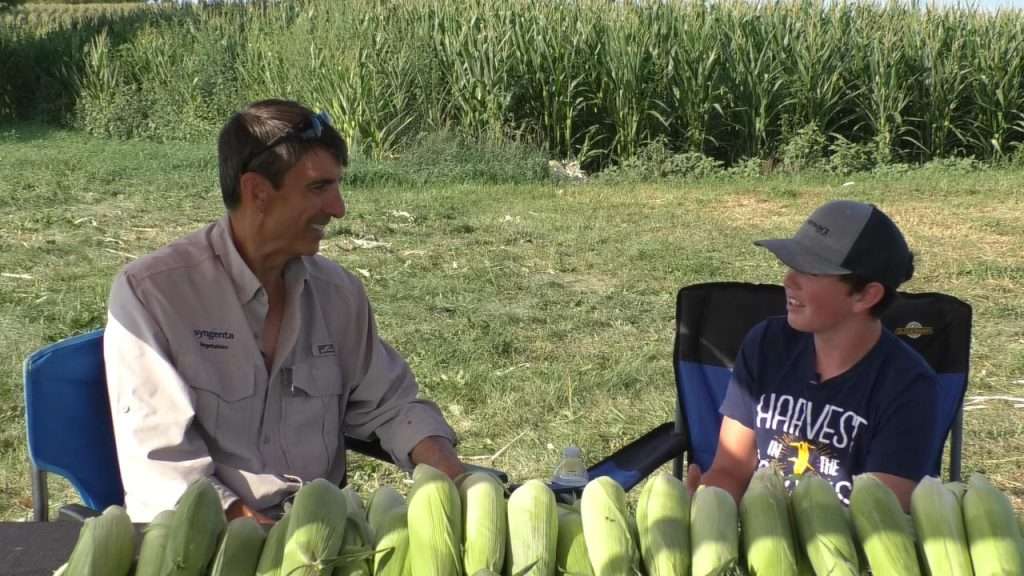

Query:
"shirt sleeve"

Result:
[[104, 271, 239, 521], [719, 323, 764, 429], [863, 370, 940, 481], [339, 283, 457, 470]]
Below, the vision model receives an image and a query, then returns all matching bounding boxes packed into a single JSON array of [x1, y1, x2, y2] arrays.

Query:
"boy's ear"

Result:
[[852, 281, 885, 313]]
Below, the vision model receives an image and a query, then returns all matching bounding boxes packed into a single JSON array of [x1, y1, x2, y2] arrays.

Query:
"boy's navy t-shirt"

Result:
[[720, 316, 940, 504]]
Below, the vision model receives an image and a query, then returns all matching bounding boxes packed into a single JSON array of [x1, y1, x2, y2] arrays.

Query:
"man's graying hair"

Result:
[[218, 99, 348, 210]]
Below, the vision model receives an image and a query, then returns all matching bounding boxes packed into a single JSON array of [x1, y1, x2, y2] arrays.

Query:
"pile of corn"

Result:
[[55, 466, 1024, 575]]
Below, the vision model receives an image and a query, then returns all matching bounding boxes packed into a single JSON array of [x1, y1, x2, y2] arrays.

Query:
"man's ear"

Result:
[[852, 281, 885, 313], [239, 171, 272, 213]]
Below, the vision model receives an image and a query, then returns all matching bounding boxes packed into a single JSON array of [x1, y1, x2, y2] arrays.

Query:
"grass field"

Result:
[[0, 123, 1021, 521]]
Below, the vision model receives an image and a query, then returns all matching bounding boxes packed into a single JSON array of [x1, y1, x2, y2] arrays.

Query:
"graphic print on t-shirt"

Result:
[[755, 392, 869, 503]]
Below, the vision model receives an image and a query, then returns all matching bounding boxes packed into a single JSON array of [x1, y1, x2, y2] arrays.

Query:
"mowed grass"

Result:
[[0, 124, 1021, 521]]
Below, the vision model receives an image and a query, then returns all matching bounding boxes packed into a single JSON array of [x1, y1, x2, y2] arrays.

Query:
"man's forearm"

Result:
[[409, 435, 465, 479]]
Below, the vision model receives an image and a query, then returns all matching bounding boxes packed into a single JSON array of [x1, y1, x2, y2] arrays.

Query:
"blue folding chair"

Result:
[[24, 330, 123, 522], [577, 281, 971, 494], [25, 328, 507, 521]]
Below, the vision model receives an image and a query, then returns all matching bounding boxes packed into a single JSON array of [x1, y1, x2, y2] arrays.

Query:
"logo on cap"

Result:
[[806, 219, 830, 236]]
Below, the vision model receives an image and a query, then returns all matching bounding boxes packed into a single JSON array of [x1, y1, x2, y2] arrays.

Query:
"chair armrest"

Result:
[[463, 463, 509, 484], [57, 504, 102, 523], [344, 435, 394, 463], [584, 421, 688, 492]]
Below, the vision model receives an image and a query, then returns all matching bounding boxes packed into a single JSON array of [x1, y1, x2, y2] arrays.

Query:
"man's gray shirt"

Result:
[[104, 215, 456, 521]]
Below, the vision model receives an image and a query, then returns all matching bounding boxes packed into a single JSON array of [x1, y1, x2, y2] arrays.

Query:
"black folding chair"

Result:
[[573, 282, 971, 495]]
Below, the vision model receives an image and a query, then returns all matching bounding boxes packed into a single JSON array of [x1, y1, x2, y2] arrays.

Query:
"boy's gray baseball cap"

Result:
[[754, 200, 913, 288]]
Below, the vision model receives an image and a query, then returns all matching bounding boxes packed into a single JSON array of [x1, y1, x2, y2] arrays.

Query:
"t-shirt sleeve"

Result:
[[719, 322, 765, 429], [863, 370, 941, 481]]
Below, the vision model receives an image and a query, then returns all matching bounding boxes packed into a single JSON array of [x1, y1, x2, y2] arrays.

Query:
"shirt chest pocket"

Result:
[[185, 356, 260, 456], [281, 358, 344, 477]]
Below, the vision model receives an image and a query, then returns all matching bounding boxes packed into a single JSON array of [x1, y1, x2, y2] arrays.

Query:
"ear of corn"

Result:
[[281, 478, 350, 576], [792, 475, 859, 576], [373, 504, 410, 576], [160, 478, 228, 576], [740, 467, 798, 576], [135, 509, 175, 576], [63, 504, 134, 576], [636, 471, 690, 576], [581, 476, 637, 576], [331, 516, 373, 576], [507, 479, 559, 576], [945, 482, 968, 505], [556, 508, 594, 576], [367, 485, 405, 537], [408, 463, 463, 576], [690, 485, 738, 576], [209, 516, 266, 576], [963, 473, 1024, 576], [911, 476, 973, 576], [342, 486, 375, 548], [460, 472, 507, 574], [256, 511, 291, 576], [849, 473, 921, 576]]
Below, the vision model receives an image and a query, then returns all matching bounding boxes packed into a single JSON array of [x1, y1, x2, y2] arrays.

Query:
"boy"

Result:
[[688, 200, 939, 511]]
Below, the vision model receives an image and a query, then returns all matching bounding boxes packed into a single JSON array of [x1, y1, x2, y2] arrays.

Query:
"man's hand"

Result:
[[226, 499, 274, 525], [410, 435, 465, 479]]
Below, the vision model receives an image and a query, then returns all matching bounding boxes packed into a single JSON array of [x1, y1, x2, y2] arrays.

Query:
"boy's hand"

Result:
[[686, 463, 703, 495]]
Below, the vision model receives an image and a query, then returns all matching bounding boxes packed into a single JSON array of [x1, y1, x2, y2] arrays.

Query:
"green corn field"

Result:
[[3, 0, 1024, 168]]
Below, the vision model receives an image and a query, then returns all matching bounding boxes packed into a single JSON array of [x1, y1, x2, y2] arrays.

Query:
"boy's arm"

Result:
[[687, 416, 758, 504], [871, 472, 915, 512]]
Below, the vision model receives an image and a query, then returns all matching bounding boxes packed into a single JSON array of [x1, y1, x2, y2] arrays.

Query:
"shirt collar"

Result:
[[210, 214, 309, 305]]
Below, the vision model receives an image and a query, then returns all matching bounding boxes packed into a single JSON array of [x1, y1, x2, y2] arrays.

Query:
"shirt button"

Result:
[[121, 405, 130, 414]]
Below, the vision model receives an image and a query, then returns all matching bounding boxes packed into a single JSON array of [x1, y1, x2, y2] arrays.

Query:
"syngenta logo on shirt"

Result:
[[194, 329, 235, 350]]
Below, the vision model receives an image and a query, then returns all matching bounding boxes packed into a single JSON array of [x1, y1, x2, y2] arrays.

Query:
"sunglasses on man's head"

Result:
[[242, 111, 333, 172]]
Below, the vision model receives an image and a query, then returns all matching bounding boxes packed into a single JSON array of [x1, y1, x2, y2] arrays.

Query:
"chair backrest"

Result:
[[24, 329, 125, 516], [674, 282, 971, 479]]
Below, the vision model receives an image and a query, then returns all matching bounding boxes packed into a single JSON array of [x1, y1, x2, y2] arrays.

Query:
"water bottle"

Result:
[[552, 445, 589, 487]]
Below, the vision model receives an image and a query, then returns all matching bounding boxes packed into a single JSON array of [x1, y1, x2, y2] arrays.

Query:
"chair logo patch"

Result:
[[895, 321, 933, 339]]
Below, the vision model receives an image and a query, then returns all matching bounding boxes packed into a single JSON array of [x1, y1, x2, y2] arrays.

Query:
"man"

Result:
[[104, 99, 464, 523], [688, 200, 939, 512]]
